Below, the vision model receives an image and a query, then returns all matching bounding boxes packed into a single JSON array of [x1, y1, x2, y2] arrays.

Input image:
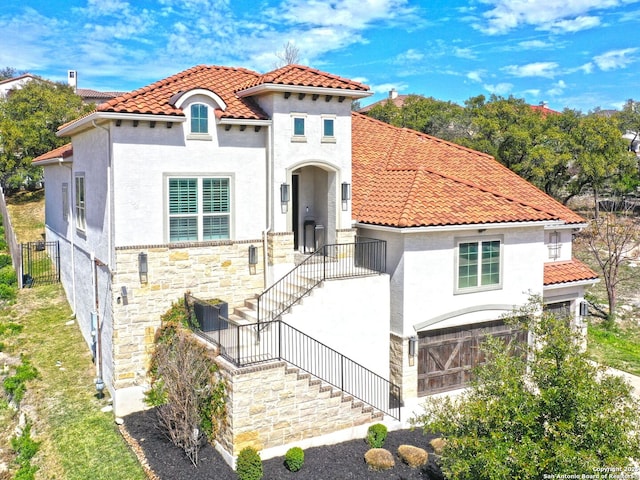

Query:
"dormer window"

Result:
[[191, 104, 208, 134]]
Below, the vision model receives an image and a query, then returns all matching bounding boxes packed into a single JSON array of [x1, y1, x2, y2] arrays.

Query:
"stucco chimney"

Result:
[[539, 101, 548, 108], [68, 70, 77, 92], [389, 89, 398, 100]]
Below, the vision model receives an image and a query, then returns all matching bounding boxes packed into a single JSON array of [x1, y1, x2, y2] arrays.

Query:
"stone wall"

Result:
[[110, 240, 265, 393], [216, 357, 380, 460], [390, 332, 417, 400]]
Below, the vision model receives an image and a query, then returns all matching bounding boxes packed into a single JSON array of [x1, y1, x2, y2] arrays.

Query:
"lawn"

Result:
[[0, 190, 146, 479]]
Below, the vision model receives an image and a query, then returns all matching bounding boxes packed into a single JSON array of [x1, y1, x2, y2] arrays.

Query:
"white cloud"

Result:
[[547, 80, 567, 96], [475, 0, 620, 35], [483, 82, 513, 95], [394, 49, 425, 64], [371, 82, 409, 96], [453, 47, 476, 59], [518, 40, 552, 49], [502, 62, 559, 78], [593, 48, 638, 71], [467, 70, 484, 82]]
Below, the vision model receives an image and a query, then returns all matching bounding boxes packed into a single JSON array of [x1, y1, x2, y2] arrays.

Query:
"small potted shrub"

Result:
[[284, 446, 304, 472]]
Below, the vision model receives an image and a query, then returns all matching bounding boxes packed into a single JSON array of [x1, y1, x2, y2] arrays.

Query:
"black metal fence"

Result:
[[21, 241, 60, 287], [257, 237, 386, 324], [193, 316, 401, 420]]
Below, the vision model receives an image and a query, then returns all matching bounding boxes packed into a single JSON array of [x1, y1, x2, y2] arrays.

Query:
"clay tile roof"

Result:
[[351, 112, 585, 228], [544, 259, 599, 286], [238, 64, 370, 92], [96, 65, 268, 120], [32, 143, 73, 163]]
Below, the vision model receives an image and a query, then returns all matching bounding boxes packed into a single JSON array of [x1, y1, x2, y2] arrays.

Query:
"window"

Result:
[[322, 116, 336, 142], [75, 174, 86, 231], [190, 104, 208, 134], [168, 177, 230, 242], [62, 183, 69, 222], [457, 239, 501, 291], [548, 231, 561, 260], [291, 114, 307, 142]]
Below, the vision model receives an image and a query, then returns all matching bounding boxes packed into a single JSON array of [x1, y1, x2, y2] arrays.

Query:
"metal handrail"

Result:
[[257, 237, 386, 325], [191, 315, 401, 420]]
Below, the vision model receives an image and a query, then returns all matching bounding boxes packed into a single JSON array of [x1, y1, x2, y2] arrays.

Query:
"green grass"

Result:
[[587, 322, 640, 376], [0, 189, 146, 479]]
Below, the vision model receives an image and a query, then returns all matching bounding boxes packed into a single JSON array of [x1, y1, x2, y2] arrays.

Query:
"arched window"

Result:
[[190, 104, 208, 134]]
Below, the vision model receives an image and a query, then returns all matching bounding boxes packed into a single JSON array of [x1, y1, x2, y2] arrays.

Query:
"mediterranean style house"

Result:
[[33, 64, 597, 463]]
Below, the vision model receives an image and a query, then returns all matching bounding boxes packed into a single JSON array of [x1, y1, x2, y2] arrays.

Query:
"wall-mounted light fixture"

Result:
[[248, 244, 258, 265], [579, 301, 589, 317], [120, 285, 129, 306], [408, 336, 418, 357], [138, 252, 148, 283], [341, 182, 351, 211], [280, 183, 290, 213]]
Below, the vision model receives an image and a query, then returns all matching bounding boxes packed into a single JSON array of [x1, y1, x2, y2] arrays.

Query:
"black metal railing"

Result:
[[257, 237, 386, 324], [191, 314, 401, 420], [21, 241, 60, 287]]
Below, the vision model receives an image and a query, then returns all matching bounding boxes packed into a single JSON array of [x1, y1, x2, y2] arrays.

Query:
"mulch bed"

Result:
[[123, 409, 445, 480]]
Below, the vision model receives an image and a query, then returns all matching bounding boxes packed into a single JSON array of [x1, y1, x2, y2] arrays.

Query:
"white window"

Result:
[[190, 104, 208, 134], [456, 238, 502, 292], [291, 113, 307, 142], [62, 183, 69, 222], [322, 115, 336, 143], [168, 177, 231, 242], [547, 231, 561, 260], [74, 174, 86, 231]]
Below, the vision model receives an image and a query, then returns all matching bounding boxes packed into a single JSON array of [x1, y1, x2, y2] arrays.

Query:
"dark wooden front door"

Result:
[[417, 320, 526, 395]]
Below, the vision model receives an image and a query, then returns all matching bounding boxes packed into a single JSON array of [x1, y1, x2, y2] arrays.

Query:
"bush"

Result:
[[284, 446, 304, 472], [364, 448, 395, 471], [11, 420, 40, 480], [0, 283, 17, 302], [0, 266, 17, 286], [0, 254, 11, 268], [236, 447, 263, 480], [3, 356, 39, 404], [366, 423, 388, 448], [397, 444, 428, 468]]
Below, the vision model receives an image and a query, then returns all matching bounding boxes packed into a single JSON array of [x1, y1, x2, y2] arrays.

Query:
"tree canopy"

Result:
[[0, 78, 92, 192], [412, 302, 640, 479]]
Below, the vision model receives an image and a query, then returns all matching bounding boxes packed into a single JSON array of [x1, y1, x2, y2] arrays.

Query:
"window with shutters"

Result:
[[75, 174, 86, 231], [168, 177, 230, 242]]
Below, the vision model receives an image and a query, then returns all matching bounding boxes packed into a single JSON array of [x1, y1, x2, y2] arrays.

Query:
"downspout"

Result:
[[262, 123, 273, 288], [61, 159, 77, 314]]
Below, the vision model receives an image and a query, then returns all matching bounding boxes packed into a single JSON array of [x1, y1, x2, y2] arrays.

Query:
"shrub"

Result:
[[236, 446, 263, 480], [284, 446, 304, 472], [0, 266, 17, 286], [3, 356, 39, 404], [398, 444, 428, 468], [430, 437, 446, 455], [0, 283, 17, 302], [0, 254, 11, 268], [364, 448, 395, 471], [366, 423, 388, 448], [11, 420, 40, 480]]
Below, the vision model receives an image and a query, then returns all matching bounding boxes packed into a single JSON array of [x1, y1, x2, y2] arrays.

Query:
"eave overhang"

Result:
[[236, 84, 373, 100], [57, 112, 186, 137], [354, 219, 565, 234]]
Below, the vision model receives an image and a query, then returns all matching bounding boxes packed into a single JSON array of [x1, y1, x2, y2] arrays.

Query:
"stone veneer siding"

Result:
[[111, 240, 265, 391], [215, 357, 378, 459], [267, 232, 294, 266], [390, 332, 417, 399]]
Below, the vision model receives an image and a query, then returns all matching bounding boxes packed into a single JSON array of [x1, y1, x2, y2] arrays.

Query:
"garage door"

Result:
[[417, 320, 527, 395]]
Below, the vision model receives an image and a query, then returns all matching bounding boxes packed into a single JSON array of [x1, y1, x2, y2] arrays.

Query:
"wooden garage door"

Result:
[[418, 320, 527, 395]]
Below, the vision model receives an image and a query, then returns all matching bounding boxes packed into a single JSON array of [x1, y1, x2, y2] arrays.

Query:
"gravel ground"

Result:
[[123, 409, 445, 480]]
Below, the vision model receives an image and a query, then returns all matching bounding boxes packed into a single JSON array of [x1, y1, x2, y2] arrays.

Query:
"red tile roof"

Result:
[[544, 259, 599, 286], [32, 143, 72, 163], [238, 64, 369, 92], [351, 112, 585, 227]]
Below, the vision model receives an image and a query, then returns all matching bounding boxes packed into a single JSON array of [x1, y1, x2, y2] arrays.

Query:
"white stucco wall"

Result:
[[544, 226, 575, 261], [359, 224, 547, 337]]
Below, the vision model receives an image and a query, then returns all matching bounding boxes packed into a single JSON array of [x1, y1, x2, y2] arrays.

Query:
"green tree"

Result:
[[412, 303, 640, 479], [0, 67, 19, 81], [0, 79, 91, 192]]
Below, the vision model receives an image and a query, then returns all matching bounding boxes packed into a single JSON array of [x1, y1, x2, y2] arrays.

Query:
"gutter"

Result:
[[354, 219, 567, 234], [262, 123, 273, 287]]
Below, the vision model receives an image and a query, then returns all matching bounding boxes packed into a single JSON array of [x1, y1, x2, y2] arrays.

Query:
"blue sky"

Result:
[[2, 0, 639, 112]]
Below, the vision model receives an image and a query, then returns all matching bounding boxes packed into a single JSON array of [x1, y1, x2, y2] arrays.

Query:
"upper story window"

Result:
[[168, 176, 231, 242], [456, 238, 502, 292], [291, 113, 306, 142], [62, 183, 69, 223], [322, 115, 336, 143], [547, 231, 561, 260], [75, 174, 86, 231], [190, 104, 208, 134]]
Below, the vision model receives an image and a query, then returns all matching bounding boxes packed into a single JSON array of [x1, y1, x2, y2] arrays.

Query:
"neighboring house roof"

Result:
[[543, 259, 599, 286], [530, 103, 560, 115], [32, 143, 73, 164], [351, 112, 585, 228], [358, 89, 409, 113], [76, 88, 126, 104]]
